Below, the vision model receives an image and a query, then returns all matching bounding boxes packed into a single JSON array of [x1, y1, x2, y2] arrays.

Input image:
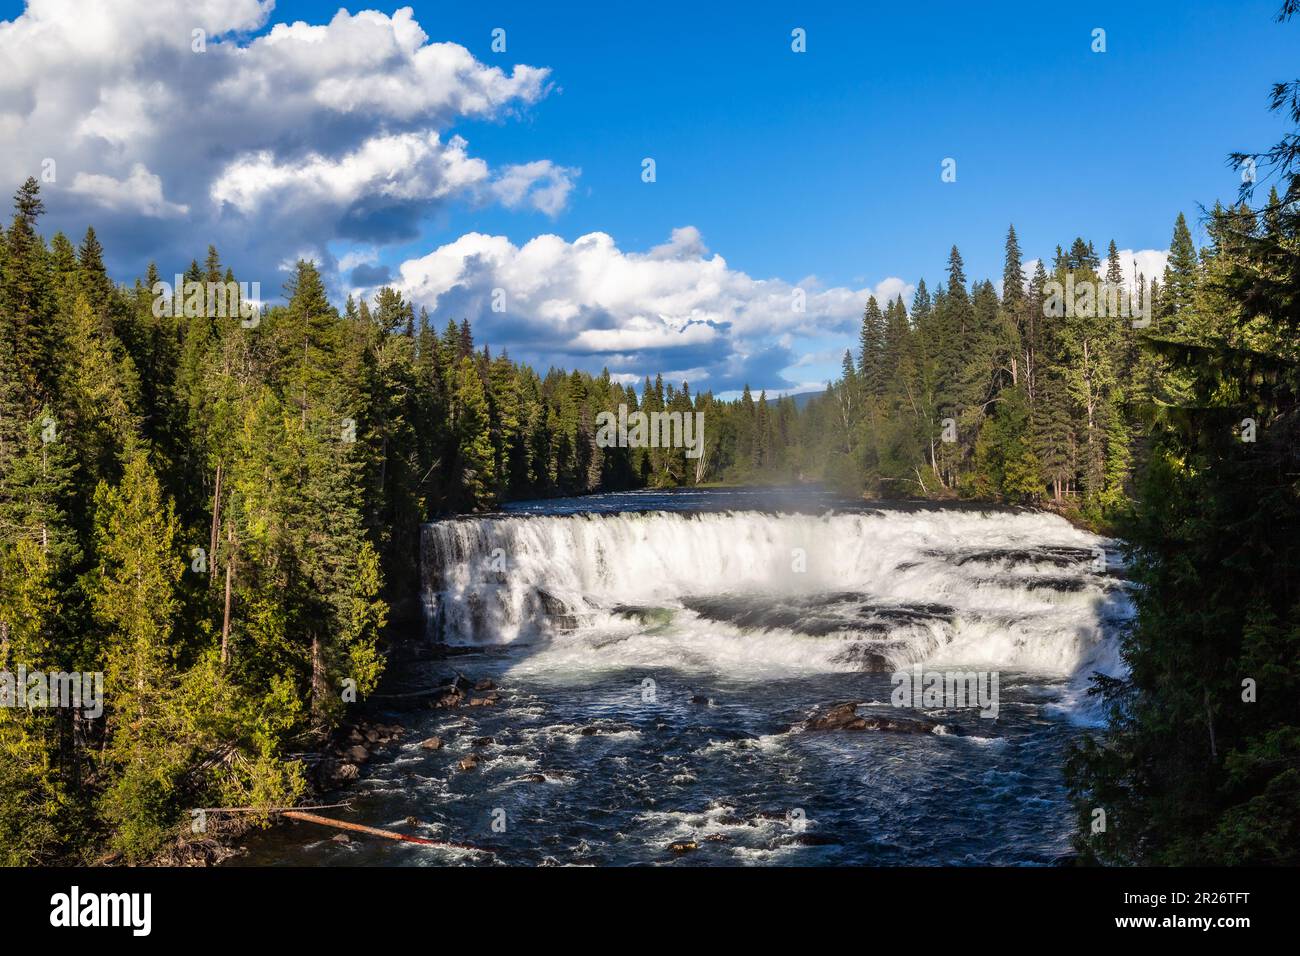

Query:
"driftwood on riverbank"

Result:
[[281, 810, 496, 855]]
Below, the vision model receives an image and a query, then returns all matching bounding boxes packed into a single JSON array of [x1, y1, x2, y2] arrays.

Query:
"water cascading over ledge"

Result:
[[420, 507, 1131, 683]]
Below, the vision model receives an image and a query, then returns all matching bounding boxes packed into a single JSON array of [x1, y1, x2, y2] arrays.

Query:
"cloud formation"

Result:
[[0, 1, 566, 282], [1020, 249, 1170, 294], [395, 226, 908, 393]]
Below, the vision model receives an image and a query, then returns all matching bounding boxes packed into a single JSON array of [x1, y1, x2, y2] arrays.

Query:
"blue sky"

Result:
[[0, 0, 1294, 395], [352, 0, 1295, 284]]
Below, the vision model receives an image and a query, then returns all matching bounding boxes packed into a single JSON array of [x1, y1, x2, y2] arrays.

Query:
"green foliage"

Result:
[[2, 39, 1296, 867], [1065, 27, 1300, 863], [0, 181, 684, 863]]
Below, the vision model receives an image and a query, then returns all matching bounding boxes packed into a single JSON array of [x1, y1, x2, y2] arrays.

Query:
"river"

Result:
[[234, 487, 1131, 866]]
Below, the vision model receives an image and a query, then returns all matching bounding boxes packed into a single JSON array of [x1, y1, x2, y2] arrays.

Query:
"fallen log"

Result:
[[368, 686, 451, 700], [282, 810, 496, 855], [197, 801, 352, 814]]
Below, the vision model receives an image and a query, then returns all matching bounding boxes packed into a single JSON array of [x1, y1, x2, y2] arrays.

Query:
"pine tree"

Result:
[[857, 296, 886, 394], [91, 450, 184, 858], [1003, 224, 1025, 310], [452, 356, 496, 508], [1161, 212, 1199, 326], [1, 178, 56, 405]]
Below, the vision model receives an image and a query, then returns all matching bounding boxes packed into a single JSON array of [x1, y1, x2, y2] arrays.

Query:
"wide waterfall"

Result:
[[241, 493, 1136, 866], [421, 505, 1130, 698]]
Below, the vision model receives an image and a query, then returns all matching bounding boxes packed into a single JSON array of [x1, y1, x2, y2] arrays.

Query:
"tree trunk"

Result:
[[209, 462, 222, 581], [220, 551, 233, 665], [310, 634, 325, 723]]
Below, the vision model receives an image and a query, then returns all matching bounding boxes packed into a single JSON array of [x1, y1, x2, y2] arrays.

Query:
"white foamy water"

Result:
[[236, 498, 1124, 866], [421, 507, 1131, 704]]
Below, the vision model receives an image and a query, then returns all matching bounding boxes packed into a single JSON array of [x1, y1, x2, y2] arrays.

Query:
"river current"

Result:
[[235, 488, 1130, 866]]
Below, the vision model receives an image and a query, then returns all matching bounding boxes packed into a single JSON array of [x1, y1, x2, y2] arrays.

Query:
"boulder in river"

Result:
[[536, 589, 577, 630], [419, 736, 443, 751], [802, 702, 866, 731], [321, 761, 359, 786], [799, 702, 948, 735], [433, 688, 464, 709]]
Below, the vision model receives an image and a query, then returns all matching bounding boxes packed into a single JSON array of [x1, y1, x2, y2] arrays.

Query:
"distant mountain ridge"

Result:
[[767, 389, 824, 409]]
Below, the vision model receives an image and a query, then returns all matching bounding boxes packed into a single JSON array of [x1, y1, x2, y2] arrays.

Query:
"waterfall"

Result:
[[420, 507, 1131, 687]]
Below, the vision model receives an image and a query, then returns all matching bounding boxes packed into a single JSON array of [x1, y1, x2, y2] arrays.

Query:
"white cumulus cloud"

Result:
[[69, 163, 189, 218], [394, 227, 905, 392], [0, 1, 571, 284]]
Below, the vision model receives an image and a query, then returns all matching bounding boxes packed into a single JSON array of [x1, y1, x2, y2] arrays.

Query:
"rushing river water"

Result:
[[235, 488, 1131, 866]]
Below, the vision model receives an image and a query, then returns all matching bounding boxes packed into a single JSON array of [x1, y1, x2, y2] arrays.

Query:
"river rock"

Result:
[[458, 755, 480, 772], [322, 761, 359, 785], [346, 745, 370, 763], [433, 689, 463, 709], [668, 840, 698, 854], [802, 702, 867, 731], [536, 589, 577, 629], [858, 715, 946, 734], [419, 736, 443, 751], [829, 645, 894, 671], [799, 702, 946, 734], [474, 678, 496, 691]]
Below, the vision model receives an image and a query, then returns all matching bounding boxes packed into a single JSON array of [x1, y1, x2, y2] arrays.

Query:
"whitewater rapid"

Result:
[[238, 498, 1132, 866], [421, 507, 1131, 705]]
